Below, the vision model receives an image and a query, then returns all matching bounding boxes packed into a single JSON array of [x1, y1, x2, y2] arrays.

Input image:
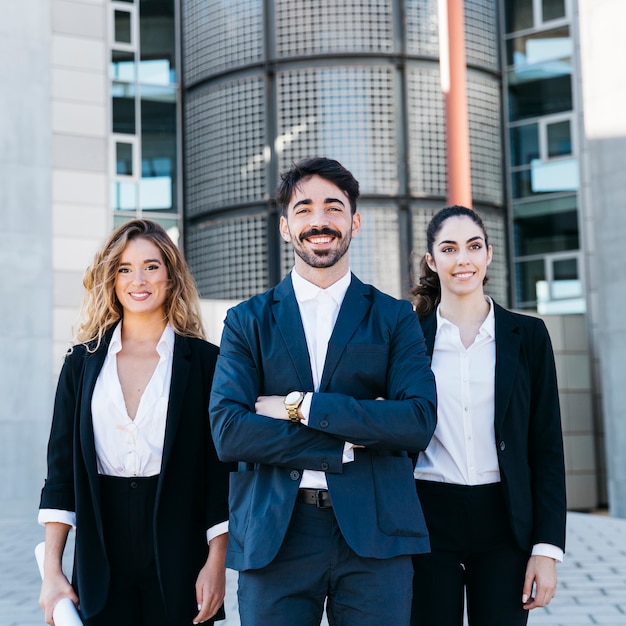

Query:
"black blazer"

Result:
[[419, 302, 566, 553], [40, 330, 232, 622]]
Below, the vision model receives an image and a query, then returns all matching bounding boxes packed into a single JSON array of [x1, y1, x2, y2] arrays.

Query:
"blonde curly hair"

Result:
[[76, 219, 206, 350]]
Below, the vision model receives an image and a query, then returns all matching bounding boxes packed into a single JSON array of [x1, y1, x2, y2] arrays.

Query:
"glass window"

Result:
[[112, 82, 136, 134], [510, 123, 539, 167], [552, 257, 581, 298], [111, 50, 135, 81], [506, 27, 571, 67], [111, 181, 138, 212], [505, 0, 533, 33], [139, 0, 176, 85], [114, 10, 132, 45], [512, 159, 578, 198], [140, 86, 177, 211], [547, 120, 571, 157], [515, 259, 545, 304], [116, 142, 134, 176], [543, 0, 566, 22], [508, 72, 572, 120], [514, 208, 579, 255]]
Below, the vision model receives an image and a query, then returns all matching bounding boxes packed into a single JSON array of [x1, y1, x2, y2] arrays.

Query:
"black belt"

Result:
[[296, 488, 333, 508]]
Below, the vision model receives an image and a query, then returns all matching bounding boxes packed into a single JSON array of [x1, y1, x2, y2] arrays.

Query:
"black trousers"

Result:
[[411, 480, 530, 626], [85, 475, 186, 626]]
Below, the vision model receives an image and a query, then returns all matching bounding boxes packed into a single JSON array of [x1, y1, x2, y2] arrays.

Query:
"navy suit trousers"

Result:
[[238, 500, 413, 626]]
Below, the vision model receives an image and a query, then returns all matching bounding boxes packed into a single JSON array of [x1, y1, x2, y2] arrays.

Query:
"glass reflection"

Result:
[[114, 10, 132, 45], [506, 27, 571, 67], [510, 123, 539, 167], [547, 120, 571, 157], [515, 258, 545, 304], [111, 50, 135, 82], [112, 82, 136, 134], [514, 207, 579, 255], [140, 86, 177, 211], [139, 0, 176, 84], [111, 181, 137, 212], [116, 142, 133, 176]]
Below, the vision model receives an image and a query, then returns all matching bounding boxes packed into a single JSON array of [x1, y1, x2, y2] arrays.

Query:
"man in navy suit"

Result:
[[209, 157, 437, 626]]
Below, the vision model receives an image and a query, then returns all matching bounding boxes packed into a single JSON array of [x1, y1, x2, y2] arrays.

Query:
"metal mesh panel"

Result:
[[465, 0, 499, 70], [411, 206, 507, 305], [407, 66, 446, 197], [275, 0, 394, 56], [406, 0, 439, 57], [276, 66, 398, 196], [187, 212, 269, 299], [185, 77, 266, 217], [182, 0, 264, 85], [468, 72, 503, 205]]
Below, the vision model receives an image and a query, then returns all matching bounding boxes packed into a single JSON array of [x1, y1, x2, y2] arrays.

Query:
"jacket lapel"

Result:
[[319, 275, 371, 392], [419, 312, 437, 357], [79, 335, 110, 521], [494, 303, 522, 431], [272, 276, 315, 390], [160, 334, 190, 477]]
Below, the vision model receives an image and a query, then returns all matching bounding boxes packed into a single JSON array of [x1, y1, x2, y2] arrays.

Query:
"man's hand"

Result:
[[522, 555, 557, 610], [255, 395, 291, 420]]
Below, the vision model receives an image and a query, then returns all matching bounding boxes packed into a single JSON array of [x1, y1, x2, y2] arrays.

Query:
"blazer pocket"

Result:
[[372, 456, 428, 537], [226, 471, 255, 554]]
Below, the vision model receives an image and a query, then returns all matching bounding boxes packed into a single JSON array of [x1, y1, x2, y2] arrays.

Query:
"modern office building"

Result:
[[2, 0, 625, 518]]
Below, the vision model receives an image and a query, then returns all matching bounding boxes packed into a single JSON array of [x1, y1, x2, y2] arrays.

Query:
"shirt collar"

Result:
[[291, 267, 352, 308], [435, 296, 495, 339], [108, 321, 175, 357]]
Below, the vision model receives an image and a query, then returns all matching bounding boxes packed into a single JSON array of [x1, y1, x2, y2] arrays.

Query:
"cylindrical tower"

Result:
[[182, 0, 506, 301]]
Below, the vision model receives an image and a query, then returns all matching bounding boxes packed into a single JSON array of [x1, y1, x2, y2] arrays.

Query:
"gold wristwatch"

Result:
[[284, 391, 305, 422]]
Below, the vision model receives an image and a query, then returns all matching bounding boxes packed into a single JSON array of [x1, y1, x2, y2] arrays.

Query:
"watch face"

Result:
[[285, 391, 302, 405]]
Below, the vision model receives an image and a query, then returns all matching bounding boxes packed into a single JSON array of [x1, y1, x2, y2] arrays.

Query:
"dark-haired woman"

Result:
[[410, 206, 566, 626], [38, 219, 232, 626]]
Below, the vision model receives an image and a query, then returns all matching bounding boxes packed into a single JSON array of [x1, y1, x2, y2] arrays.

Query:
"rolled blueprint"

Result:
[[35, 542, 84, 626]]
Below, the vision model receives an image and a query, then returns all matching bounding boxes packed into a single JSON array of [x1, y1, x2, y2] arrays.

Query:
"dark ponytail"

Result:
[[411, 205, 489, 319]]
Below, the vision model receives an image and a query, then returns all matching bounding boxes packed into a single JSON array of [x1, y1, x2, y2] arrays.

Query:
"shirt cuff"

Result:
[[343, 442, 355, 463], [531, 543, 564, 563], [38, 509, 76, 529], [299, 392, 312, 425], [206, 520, 229, 544]]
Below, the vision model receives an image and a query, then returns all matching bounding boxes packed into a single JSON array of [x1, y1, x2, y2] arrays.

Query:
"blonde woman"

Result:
[[39, 220, 232, 626]]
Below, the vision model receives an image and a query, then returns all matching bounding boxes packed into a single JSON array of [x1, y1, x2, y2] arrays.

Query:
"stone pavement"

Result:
[[1, 512, 624, 626]]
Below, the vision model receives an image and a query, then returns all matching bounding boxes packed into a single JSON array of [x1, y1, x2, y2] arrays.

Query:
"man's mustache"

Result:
[[299, 227, 342, 242]]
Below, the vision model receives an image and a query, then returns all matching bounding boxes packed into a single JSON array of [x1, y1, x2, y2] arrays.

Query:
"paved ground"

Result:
[[1, 511, 625, 626]]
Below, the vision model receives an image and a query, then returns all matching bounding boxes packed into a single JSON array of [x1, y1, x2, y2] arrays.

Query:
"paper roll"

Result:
[[35, 542, 84, 626]]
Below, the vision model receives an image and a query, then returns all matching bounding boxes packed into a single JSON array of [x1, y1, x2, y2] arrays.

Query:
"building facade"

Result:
[[1, 0, 624, 518]]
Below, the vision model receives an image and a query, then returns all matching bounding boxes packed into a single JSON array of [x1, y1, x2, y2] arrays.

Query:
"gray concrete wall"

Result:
[[0, 1, 53, 517], [578, 0, 626, 517]]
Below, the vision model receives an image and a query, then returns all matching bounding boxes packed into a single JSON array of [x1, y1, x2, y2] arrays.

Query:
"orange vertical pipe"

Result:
[[444, 0, 472, 207]]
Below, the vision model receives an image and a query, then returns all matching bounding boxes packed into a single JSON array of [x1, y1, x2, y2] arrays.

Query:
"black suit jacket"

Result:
[[40, 330, 232, 622], [419, 302, 566, 552]]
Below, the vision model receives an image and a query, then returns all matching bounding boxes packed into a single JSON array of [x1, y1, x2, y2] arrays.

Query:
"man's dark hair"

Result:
[[274, 157, 360, 216]]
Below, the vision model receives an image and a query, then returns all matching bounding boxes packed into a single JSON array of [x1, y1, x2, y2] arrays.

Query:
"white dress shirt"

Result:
[[414, 299, 499, 485], [39, 323, 227, 541], [414, 298, 562, 562], [291, 268, 353, 490]]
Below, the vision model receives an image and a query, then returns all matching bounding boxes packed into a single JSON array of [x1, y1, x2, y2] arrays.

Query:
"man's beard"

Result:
[[292, 227, 351, 268]]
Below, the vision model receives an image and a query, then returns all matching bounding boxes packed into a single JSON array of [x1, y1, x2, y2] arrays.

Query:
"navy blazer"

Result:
[[419, 303, 566, 552], [209, 273, 437, 572], [40, 331, 232, 622]]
